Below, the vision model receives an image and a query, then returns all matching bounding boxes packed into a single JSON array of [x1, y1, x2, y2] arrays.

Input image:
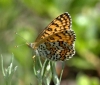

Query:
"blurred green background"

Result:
[[0, 0, 100, 85]]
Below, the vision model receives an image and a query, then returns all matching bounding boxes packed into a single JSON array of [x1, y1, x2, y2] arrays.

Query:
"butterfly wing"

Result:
[[35, 30, 76, 61], [35, 12, 72, 42]]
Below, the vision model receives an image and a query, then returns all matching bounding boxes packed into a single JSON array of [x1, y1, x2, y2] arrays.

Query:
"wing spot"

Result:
[[47, 28, 52, 31]]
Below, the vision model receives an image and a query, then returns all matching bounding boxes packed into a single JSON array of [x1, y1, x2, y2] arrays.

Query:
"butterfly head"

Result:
[[26, 43, 36, 49]]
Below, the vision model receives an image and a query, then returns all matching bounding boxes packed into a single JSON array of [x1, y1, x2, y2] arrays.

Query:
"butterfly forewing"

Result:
[[35, 12, 72, 42]]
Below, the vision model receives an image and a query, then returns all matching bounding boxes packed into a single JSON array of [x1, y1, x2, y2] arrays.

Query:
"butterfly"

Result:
[[28, 12, 76, 61]]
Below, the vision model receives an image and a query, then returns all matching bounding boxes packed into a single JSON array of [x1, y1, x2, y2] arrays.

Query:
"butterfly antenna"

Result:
[[15, 44, 27, 48], [15, 32, 30, 47], [15, 32, 29, 43]]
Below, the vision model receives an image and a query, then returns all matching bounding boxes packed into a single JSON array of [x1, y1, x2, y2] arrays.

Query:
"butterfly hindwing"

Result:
[[36, 41, 75, 61]]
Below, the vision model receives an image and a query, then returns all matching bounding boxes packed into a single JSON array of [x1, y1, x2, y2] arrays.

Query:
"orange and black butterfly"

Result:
[[28, 12, 76, 61]]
